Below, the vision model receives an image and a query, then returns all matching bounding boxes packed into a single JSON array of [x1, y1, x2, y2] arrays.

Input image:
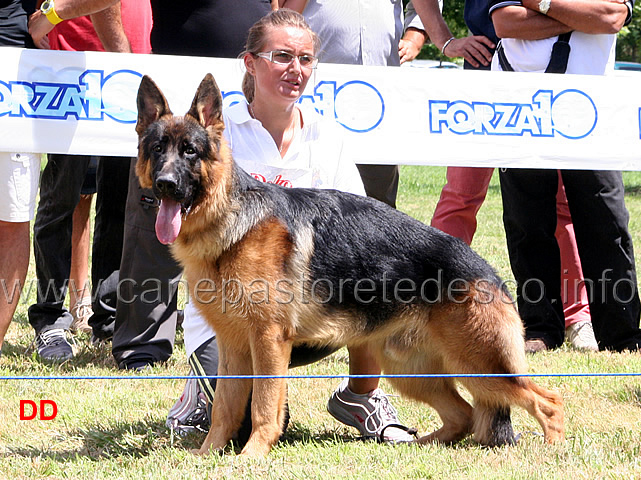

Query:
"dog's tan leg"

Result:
[[380, 337, 473, 445], [392, 376, 474, 445], [416, 381, 474, 445], [196, 339, 253, 455], [239, 323, 293, 457]]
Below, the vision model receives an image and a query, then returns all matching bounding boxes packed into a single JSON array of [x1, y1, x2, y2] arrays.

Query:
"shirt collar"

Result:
[[225, 100, 318, 128], [225, 101, 253, 125]]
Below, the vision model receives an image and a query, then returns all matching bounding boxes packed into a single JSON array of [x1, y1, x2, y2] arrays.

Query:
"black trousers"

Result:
[[112, 157, 183, 368], [356, 164, 399, 209], [28, 154, 128, 336], [499, 168, 641, 351]]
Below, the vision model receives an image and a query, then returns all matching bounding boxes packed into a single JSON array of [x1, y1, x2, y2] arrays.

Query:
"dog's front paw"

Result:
[[239, 446, 270, 457], [191, 445, 225, 456], [239, 439, 274, 457]]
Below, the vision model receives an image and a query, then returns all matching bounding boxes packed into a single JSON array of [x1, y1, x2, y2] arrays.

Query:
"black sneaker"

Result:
[[35, 328, 73, 363]]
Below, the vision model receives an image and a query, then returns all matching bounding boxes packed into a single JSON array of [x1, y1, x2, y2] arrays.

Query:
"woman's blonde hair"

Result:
[[242, 8, 320, 103]]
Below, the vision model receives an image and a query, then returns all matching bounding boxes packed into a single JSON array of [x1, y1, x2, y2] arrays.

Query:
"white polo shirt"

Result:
[[489, 0, 622, 75]]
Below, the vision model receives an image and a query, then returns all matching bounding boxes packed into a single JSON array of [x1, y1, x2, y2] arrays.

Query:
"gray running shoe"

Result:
[[327, 379, 417, 443], [166, 375, 210, 435], [35, 328, 73, 362]]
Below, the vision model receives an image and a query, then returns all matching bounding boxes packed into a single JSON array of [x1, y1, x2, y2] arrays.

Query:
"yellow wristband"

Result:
[[45, 8, 64, 25]]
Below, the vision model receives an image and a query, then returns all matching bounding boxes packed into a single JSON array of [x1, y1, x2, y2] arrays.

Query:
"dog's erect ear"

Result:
[[136, 75, 172, 135], [186, 73, 224, 130]]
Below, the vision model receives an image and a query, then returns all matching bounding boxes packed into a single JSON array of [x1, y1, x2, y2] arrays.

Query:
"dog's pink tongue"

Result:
[[156, 199, 182, 245]]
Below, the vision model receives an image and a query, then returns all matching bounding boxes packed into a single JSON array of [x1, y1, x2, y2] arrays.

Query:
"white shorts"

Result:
[[183, 300, 216, 357], [0, 152, 40, 222]]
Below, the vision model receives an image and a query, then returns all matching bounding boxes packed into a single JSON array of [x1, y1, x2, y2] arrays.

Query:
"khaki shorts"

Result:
[[0, 152, 40, 222]]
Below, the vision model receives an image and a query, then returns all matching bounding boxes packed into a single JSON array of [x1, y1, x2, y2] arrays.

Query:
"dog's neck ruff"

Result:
[[170, 162, 270, 270]]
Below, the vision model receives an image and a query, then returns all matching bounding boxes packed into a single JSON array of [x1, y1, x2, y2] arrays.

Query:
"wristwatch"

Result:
[[538, 0, 551, 15], [40, 0, 64, 25]]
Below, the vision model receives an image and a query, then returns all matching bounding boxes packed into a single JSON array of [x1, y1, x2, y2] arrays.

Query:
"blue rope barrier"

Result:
[[1, 372, 640, 381]]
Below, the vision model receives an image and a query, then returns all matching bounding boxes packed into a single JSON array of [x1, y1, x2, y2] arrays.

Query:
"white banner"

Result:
[[1, 47, 640, 170]]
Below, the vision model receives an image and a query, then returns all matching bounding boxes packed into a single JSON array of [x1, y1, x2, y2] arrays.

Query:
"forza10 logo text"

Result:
[[429, 89, 598, 140]]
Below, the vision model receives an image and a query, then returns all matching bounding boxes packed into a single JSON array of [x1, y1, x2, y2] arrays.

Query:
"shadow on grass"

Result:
[[4, 418, 191, 461], [280, 421, 366, 446], [0, 341, 27, 359], [487, 183, 501, 195], [3, 417, 415, 463]]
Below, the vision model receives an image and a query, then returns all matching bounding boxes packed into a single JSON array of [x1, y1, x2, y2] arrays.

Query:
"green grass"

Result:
[[1, 166, 641, 479]]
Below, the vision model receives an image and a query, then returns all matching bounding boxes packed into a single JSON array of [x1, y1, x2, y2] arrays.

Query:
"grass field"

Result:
[[1, 166, 641, 479]]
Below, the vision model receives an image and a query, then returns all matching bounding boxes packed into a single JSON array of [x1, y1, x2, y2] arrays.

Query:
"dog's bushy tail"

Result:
[[473, 404, 516, 447]]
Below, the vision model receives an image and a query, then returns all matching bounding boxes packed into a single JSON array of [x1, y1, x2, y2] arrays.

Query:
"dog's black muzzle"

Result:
[[155, 173, 181, 199]]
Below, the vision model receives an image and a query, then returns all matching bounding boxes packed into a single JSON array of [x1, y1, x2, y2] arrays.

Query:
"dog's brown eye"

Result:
[[185, 147, 196, 155], [153, 145, 162, 153]]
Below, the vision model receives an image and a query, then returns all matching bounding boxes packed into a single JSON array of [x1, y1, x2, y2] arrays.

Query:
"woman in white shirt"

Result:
[[169, 9, 415, 444]]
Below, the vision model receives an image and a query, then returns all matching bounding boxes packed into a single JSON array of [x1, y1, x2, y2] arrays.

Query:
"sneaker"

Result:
[[35, 328, 73, 363], [70, 298, 93, 334], [166, 375, 210, 436], [327, 379, 417, 443], [566, 320, 599, 352]]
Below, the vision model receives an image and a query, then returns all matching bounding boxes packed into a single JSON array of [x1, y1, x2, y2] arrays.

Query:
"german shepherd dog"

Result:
[[135, 74, 564, 457]]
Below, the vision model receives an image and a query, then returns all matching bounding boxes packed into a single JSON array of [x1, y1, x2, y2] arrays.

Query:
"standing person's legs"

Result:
[[561, 170, 641, 351], [0, 221, 30, 350], [69, 158, 98, 334], [69, 195, 94, 326], [499, 168, 565, 350], [431, 167, 494, 245], [112, 158, 182, 369], [432, 58, 495, 245], [554, 175, 597, 350], [355, 164, 399, 208], [28, 155, 90, 340], [89, 156, 130, 341], [556, 180, 590, 327], [0, 152, 40, 352]]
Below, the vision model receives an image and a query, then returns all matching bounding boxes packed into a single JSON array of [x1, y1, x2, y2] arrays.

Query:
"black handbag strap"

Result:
[[497, 31, 573, 74], [496, 39, 514, 72], [545, 31, 572, 73]]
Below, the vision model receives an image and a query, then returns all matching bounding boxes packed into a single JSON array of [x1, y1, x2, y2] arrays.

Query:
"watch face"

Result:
[[41, 0, 53, 14]]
